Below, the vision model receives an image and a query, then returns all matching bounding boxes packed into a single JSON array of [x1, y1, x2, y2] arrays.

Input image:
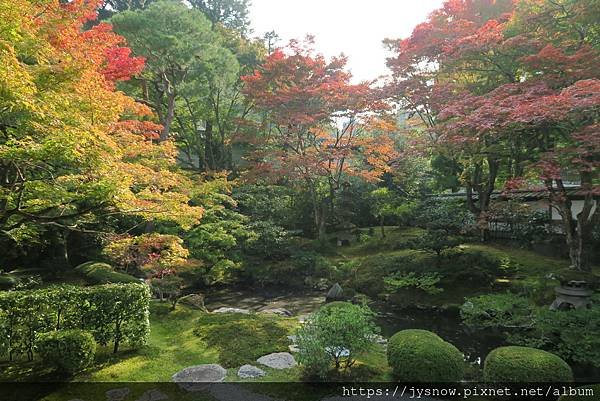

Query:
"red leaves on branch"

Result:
[[241, 39, 396, 185], [103, 47, 145, 82]]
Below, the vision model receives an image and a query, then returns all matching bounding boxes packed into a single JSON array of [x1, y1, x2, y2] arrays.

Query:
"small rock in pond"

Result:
[[257, 352, 297, 369], [259, 308, 293, 317], [211, 307, 250, 314], [237, 364, 266, 379]]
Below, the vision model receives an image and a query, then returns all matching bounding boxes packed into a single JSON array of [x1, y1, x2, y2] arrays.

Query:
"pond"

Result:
[[375, 304, 600, 382], [374, 305, 504, 366], [205, 289, 599, 381]]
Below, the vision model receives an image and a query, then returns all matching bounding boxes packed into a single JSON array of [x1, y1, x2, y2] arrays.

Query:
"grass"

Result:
[[81, 302, 218, 381]]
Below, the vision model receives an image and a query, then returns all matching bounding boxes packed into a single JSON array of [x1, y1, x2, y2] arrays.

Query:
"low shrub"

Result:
[[36, 330, 96, 375], [387, 329, 464, 382], [507, 307, 600, 368], [297, 302, 379, 378], [460, 294, 534, 329], [0, 283, 150, 360], [483, 346, 573, 382], [74, 261, 139, 284]]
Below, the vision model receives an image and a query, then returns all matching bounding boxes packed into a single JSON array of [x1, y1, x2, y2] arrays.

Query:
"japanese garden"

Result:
[[0, 0, 599, 400]]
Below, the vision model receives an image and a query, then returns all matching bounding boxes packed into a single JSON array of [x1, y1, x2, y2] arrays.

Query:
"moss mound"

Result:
[[194, 312, 298, 367], [484, 346, 573, 382], [387, 329, 464, 382], [74, 261, 139, 284]]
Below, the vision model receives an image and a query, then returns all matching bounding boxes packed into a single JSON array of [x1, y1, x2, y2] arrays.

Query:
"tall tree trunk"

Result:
[[160, 91, 176, 141], [205, 121, 216, 171], [547, 175, 599, 272]]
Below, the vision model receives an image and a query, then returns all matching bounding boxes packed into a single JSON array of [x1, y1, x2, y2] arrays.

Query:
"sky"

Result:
[[249, 0, 445, 83]]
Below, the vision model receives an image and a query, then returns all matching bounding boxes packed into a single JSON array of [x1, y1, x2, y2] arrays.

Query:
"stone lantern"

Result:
[[549, 280, 593, 310]]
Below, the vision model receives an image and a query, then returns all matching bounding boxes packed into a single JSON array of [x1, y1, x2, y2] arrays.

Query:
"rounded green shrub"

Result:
[[483, 346, 573, 382], [387, 329, 464, 382], [74, 261, 139, 284], [36, 330, 96, 375]]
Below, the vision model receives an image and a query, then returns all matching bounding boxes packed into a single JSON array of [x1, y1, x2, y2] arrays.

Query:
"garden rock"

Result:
[[237, 364, 266, 379], [257, 352, 297, 369], [212, 307, 251, 314], [288, 344, 299, 353], [135, 389, 168, 401], [172, 364, 227, 390], [260, 308, 292, 317], [287, 335, 297, 343], [368, 334, 388, 345], [106, 388, 130, 401], [178, 294, 206, 311], [325, 283, 343, 302]]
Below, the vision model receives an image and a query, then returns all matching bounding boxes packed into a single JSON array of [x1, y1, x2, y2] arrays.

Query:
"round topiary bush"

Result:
[[484, 346, 573, 382], [387, 329, 465, 382], [36, 330, 96, 375]]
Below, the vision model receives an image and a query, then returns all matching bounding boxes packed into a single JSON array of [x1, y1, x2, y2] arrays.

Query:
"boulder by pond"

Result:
[[212, 307, 251, 314], [256, 352, 297, 369], [178, 294, 206, 311], [237, 364, 266, 379], [172, 364, 227, 390], [325, 283, 343, 302], [259, 308, 293, 317]]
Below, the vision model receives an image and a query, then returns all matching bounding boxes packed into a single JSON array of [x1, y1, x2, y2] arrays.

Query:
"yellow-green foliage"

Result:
[[484, 346, 573, 382]]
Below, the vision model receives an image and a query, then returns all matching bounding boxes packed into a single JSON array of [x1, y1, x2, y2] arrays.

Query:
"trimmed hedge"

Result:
[[387, 329, 465, 382], [484, 346, 573, 382], [0, 283, 150, 361], [36, 330, 96, 375], [74, 261, 139, 284]]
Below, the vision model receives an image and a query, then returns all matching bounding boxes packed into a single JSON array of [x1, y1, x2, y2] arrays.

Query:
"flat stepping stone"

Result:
[[256, 352, 297, 369], [172, 364, 227, 391], [106, 388, 129, 401], [212, 307, 251, 314], [237, 364, 266, 379]]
